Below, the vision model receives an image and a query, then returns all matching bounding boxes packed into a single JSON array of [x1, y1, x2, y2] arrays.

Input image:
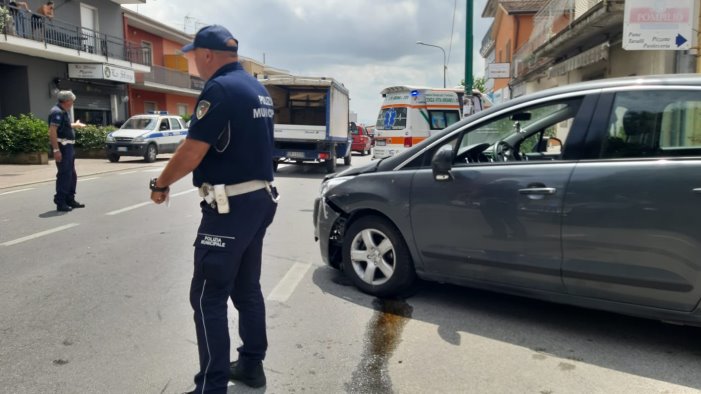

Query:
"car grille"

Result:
[[115, 137, 134, 142]]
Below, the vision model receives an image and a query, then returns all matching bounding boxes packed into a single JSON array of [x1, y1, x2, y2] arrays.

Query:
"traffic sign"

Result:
[[623, 0, 693, 50]]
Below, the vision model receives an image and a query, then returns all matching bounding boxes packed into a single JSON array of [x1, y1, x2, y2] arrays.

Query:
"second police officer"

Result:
[[149, 25, 278, 394]]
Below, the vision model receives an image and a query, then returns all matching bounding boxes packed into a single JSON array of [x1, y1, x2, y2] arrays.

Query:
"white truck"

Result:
[[260, 75, 352, 173]]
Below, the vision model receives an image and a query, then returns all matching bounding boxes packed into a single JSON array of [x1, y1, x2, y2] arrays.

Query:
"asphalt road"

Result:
[[1, 154, 701, 393]]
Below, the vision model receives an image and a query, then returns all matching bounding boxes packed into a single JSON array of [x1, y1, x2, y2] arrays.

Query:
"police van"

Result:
[[105, 112, 188, 162], [373, 86, 492, 159]]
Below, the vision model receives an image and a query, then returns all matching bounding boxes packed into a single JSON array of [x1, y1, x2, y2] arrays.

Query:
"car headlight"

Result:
[[319, 176, 353, 197], [133, 134, 146, 142], [106, 133, 114, 142]]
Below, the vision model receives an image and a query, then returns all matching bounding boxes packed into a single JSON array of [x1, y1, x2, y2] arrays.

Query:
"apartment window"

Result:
[[177, 103, 188, 116], [80, 3, 99, 54], [141, 41, 153, 65], [144, 101, 157, 113]]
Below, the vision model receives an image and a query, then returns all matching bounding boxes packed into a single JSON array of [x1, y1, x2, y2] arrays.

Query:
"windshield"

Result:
[[121, 117, 157, 130], [376, 107, 408, 130]]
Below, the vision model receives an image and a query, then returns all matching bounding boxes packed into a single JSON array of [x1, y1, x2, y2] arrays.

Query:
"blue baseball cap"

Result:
[[182, 25, 238, 53]]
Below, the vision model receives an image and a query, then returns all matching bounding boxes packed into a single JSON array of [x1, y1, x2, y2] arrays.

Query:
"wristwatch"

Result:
[[53, 148, 60, 153], [149, 178, 169, 193]]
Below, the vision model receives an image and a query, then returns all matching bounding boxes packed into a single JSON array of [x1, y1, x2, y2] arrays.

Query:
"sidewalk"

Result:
[[0, 155, 172, 190]]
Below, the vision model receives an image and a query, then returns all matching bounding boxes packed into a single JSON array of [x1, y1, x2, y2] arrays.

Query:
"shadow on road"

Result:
[[273, 162, 339, 180], [311, 265, 701, 390], [38, 210, 68, 218]]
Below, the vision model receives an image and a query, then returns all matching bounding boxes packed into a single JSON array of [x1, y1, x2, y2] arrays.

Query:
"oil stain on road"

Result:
[[345, 298, 413, 393]]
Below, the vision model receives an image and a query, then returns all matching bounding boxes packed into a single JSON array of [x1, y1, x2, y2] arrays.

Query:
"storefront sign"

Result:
[[487, 63, 511, 79], [68, 64, 135, 84], [623, 0, 693, 50]]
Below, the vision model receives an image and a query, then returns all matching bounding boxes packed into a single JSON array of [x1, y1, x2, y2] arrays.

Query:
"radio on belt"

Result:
[[213, 184, 230, 214]]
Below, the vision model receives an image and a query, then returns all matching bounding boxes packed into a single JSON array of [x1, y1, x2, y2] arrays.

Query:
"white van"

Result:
[[373, 86, 492, 159]]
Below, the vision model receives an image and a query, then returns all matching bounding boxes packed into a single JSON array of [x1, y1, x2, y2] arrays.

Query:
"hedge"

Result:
[[75, 124, 117, 151], [0, 114, 49, 153], [0, 114, 118, 154]]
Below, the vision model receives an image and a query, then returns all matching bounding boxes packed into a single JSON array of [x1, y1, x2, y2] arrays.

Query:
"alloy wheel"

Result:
[[349, 228, 396, 286]]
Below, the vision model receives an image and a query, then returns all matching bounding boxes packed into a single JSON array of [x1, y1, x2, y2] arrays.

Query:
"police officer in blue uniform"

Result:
[[149, 25, 278, 394], [48, 90, 86, 212]]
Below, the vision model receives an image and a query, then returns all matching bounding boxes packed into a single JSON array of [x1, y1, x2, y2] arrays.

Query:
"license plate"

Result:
[[287, 151, 305, 159], [376, 140, 386, 146], [117, 147, 127, 152]]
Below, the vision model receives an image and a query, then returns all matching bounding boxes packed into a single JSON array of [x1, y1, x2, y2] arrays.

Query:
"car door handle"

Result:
[[519, 187, 557, 195]]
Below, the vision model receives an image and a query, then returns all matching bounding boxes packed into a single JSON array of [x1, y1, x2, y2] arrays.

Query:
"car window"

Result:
[[600, 90, 701, 158], [429, 110, 461, 130], [453, 98, 581, 165], [159, 120, 170, 131], [400, 98, 582, 170], [169, 118, 183, 130], [121, 117, 157, 130]]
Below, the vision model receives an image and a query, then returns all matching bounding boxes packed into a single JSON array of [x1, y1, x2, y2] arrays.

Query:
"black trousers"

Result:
[[190, 188, 277, 393], [54, 144, 77, 206]]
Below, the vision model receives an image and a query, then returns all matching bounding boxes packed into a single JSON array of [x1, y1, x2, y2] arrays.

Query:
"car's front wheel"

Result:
[[144, 144, 157, 163], [342, 216, 415, 297], [107, 153, 120, 163]]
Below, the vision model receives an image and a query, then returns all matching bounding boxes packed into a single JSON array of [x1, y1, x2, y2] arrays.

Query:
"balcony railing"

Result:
[[513, 0, 603, 78], [135, 64, 204, 92], [137, 64, 190, 88], [1, 5, 151, 66]]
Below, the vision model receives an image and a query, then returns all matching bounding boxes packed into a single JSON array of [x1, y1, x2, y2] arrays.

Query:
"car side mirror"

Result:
[[547, 136, 562, 153], [432, 144, 454, 182]]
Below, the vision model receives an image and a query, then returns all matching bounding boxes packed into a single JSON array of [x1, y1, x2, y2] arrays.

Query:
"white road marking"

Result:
[[171, 188, 198, 197], [106, 202, 152, 216], [142, 168, 165, 173], [267, 263, 311, 302], [1, 223, 79, 247], [77, 177, 100, 182], [104, 189, 196, 216], [118, 171, 138, 175], [0, 188, 34, 196]]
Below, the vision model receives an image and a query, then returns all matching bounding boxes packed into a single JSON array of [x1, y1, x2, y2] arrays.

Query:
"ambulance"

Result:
[[372, 86, 492, 159]]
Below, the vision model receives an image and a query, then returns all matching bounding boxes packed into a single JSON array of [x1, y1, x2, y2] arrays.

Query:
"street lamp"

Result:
[[416, 41, 447, 88]]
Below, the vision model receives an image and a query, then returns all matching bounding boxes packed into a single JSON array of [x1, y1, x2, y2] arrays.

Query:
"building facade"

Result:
[[480, 0, 544, 104], [0, 0, 150, 125], [123, 8, 288, 119], [123, 8, 202, 118], [482, 0, 698, 100]]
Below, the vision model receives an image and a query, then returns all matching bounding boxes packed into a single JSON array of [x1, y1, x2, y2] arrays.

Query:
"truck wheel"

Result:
[[273, 160, 279, 172], [108, 153, 120, 163], [344, 151, 352, 166], [144, 144, 157, 163], [325, 151, 337, 173]]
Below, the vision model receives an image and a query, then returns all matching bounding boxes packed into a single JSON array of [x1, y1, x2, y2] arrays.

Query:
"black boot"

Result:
[[230, 359, 266, 388], [56, 204, 73, 212], [67, 199, 85, 208]]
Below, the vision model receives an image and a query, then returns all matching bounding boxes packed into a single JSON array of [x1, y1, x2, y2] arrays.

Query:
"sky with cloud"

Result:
[[125, 0, 491, 124]]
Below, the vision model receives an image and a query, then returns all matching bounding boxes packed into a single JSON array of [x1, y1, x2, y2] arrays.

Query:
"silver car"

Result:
[[314, 74, 701, 326]]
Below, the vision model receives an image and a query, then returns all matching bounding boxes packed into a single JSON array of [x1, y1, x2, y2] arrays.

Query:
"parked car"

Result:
[[351, 123, 373, 156], [105, 112, 188, 163], [365, 125, 376, 146], [314, 74, 701, 326]]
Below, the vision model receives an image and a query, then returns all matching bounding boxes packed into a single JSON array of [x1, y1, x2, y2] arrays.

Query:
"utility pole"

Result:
[[465, 0, 473, 93], [464, 0, 474, 115]]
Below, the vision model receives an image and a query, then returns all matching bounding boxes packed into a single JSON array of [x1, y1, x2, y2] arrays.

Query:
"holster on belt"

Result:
[[199, 180, 277, 214]]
